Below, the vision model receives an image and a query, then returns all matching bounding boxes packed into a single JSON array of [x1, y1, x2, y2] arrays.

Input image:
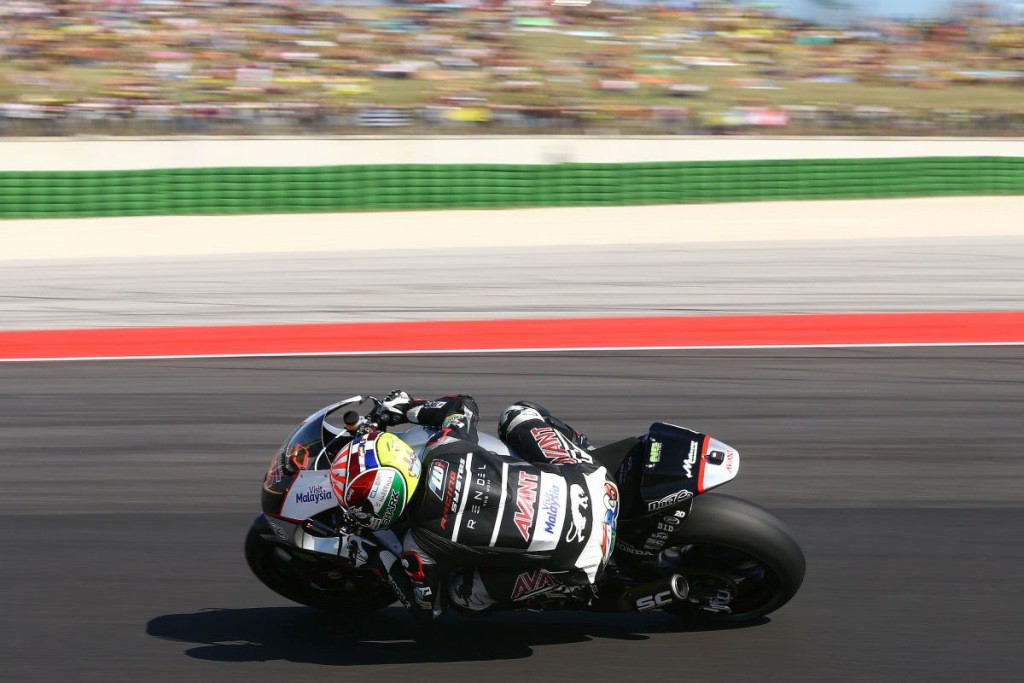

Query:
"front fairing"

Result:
[[262, 396, 365, 516], [261, 398, 514, 525]]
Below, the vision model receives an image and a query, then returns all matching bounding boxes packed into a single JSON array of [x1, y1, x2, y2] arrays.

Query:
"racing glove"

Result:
[[380, 389, 413, 426]]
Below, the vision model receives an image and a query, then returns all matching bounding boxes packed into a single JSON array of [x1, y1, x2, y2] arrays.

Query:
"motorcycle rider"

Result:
[[328, 391, 619, 617]]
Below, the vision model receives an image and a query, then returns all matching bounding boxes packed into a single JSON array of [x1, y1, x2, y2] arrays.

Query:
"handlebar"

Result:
[[357, 395, 391, 433], [312, 394, 399, 465]]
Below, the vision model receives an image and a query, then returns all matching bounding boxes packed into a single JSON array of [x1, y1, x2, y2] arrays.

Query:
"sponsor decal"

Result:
[[644, 518, 672, 551], [725, 450, 735, 474], [468, 458, 494, 518], [428, 460, 449, 500], [407, 450, 422, 479], [683, 440, 699, 479], [383, 573, 411, 608], [267, 519, 289, 540], [513, 471, 539, 541], [367, 470, 396, 510], [646, 489, 693, 512], [540, 481, 562, 534], [294, 483, 333, 505], [647, 441, 662, 468], [426, 400, 447, 409], [527, 473, 566, 552], [644, 537, 667, 552], [565, 483, 590, 543], [511, 569, 559, 601], [657, 514, 681, 532], [531, 427, 576, 465], [439, 459, 465, 531], [614, 540, 650, 556], [530, 427, 593, 465], [380, 489, 400, 525], [452, 460, 465, 506], [442, 412, 468, 429], [636, 590, 674, 612]]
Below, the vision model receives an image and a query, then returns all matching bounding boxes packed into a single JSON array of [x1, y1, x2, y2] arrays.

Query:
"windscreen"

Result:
[[261, 411, 329, 515], [261, 398, 365, 515]]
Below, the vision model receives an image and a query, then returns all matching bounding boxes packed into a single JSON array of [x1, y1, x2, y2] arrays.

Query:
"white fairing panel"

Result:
[[699, 437, 740, 493], [298, 532, 341, 555], [573, 467, 615, 583], [279, 470, 337, 522]]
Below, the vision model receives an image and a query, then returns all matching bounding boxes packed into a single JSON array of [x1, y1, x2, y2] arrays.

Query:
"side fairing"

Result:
[[277, 470, 337, 522]]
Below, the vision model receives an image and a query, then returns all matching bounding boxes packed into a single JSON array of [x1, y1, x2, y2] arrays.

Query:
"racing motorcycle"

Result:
[[246, 396, 805, 623]]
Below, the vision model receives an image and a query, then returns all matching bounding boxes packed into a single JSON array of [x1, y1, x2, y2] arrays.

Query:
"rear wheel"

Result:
[[660, 494, 805, 623], [245, 517, 394, 613]]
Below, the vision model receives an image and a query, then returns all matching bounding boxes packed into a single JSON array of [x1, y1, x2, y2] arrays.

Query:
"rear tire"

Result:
[[662, 494, 805, 623], [245, 517, 394, 613]]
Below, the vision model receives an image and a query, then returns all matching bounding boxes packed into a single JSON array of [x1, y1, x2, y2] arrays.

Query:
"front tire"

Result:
[[245, 517, 394, 612], [661, 494, 805, 623]]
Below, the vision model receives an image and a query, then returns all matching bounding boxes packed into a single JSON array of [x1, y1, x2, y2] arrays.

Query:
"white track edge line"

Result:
[[3, 340, 1024, 363]]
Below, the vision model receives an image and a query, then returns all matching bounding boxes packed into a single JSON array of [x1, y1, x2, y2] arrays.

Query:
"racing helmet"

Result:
[[329, 431, 421, 530]]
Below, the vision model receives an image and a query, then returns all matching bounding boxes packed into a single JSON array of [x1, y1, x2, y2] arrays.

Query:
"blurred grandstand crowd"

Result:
[[1, 0, 1023, 136]]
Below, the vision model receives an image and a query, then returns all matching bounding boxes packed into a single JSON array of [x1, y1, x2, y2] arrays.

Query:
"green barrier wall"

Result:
[[1, 157, 1022, 219]]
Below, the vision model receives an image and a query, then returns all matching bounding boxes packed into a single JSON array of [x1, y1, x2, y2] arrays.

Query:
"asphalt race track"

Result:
[[2, 348, 1022, 682]]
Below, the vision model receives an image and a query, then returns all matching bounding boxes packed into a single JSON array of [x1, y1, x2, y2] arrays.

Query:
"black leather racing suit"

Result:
[[383, 395, 620, 614]]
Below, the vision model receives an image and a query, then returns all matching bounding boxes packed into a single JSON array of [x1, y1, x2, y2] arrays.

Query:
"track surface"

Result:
[[2, 348, 1022, 681]]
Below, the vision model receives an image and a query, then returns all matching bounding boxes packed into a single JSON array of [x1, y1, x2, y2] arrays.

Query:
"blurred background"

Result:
[[2, 0, 1023, 136]]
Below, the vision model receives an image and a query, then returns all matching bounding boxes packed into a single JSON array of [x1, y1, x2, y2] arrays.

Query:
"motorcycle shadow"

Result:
[[146, 606, 767, 665]]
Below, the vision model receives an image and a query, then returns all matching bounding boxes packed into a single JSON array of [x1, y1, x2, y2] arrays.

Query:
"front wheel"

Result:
[[660, 494, 806, 623], [245, 516, 394, 613]]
